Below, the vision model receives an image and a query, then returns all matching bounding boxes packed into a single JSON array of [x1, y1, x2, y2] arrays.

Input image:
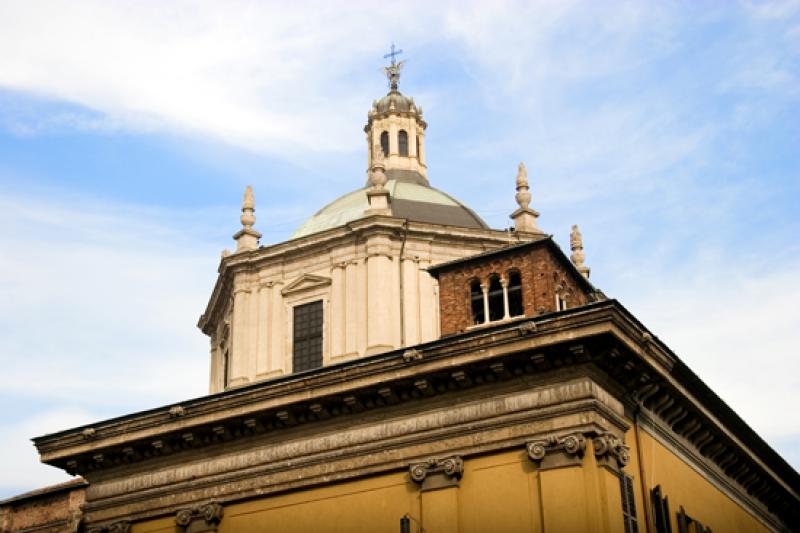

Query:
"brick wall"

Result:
[[0, 480, 85, 533], [436, 243, 591, 336]]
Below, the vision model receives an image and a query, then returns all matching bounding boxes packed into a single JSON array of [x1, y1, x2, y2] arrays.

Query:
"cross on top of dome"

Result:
[[383, 43, 405, 90]]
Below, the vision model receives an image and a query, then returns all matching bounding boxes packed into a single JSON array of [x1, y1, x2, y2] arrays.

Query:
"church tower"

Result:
[[198, 53, 540, 394], [364, 46, 428, 185]]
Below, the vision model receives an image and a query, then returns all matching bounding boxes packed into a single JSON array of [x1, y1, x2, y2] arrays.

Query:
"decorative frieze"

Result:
[[175, 502, 224, 533], [409, 456, 463, 491], [87, 521, 130, 533], [526, 433, 586, 469]]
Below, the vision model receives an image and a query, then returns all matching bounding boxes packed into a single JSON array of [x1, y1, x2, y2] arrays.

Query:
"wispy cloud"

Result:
[[0, 186, 217, 408]]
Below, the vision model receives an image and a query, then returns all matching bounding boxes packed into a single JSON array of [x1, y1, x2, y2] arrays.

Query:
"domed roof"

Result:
[[374, 89, 416, 114], [290, 173, 488, 240]]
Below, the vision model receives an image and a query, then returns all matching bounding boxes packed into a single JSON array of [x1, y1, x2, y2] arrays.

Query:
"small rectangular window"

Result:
[[293, 300, 323, 372]]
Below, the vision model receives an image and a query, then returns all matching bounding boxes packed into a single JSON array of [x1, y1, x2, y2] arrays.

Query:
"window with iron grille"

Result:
[[292, 301, 323, 372], [620, 474, 639, 533]]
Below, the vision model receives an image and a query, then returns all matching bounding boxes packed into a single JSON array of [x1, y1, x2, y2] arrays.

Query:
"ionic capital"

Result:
[[409, 455, 463, 491], [175, 502, 224, 533], [526, 433, 587, 470], [593, 432, 630, 469]]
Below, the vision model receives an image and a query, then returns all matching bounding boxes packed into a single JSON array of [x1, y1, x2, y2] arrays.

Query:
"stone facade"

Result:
[[13, 57, 800, 533]]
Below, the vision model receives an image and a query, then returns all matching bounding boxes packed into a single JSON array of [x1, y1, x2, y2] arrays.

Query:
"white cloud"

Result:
[[0, 187, 218, 408], [0, 408, 96, 497], [0, 1, 447, 155]]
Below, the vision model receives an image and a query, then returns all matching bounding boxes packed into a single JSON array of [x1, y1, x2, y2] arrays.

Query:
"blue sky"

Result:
[[0, 1, 798, 498]]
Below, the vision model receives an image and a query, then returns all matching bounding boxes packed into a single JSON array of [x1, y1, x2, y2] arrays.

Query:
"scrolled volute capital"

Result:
[[593, 432, 630, 467], [526, 433, 587, 462], [409, 455, 464, 484], [175, 502, 224, 532], [201, 503, 224, 524]]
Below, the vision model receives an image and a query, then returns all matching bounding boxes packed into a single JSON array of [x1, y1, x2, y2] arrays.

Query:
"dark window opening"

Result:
[[508, 271, 523, 317], [398, 130, 409, 156], [222, 349, 230, 388], [620, 474, 638, 533], [380, 131, 390, 157], [470, 280, 484, 325], [293, 300, 323, 372], [488, 275, 504, 322], [651, 486, 672, 533], [416, 136, 420, 160]]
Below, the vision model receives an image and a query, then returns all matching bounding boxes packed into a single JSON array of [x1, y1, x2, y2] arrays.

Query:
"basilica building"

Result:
[[3, 57, 799, 533]]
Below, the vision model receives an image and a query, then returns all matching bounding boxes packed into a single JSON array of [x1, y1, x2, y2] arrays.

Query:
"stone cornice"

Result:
[[37, 302, 629, 462], [36, 300, 800, 529]]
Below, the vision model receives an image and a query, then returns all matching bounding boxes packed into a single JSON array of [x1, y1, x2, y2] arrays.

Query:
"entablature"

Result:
[[37, 300, 799, 529]]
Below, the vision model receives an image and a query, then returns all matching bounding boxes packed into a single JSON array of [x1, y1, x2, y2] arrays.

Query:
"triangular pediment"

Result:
[[281, 274, 332, 296]]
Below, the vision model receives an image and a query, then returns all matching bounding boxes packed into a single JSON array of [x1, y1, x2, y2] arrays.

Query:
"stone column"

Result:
[[256, 284, 270, 376], [247, 288, 258, 379], [229, 286, 248, 385], [366, 243, 394, 355], [417, 128, 427, 166], [401, 257, 420, 346], [331, 262, 347, 359], [389, 122, 398, 156], [418, 259, 437, 343], [269, 282, 284, 374], [501, 277, 511, 320], [408, 122, 418, 158], [345, 261, 358, 356], [481, 283, 490, 324]]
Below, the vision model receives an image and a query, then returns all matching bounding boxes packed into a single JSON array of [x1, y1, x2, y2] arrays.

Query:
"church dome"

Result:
[[290, 172, 488, 240], [374, 89, 416, 114]]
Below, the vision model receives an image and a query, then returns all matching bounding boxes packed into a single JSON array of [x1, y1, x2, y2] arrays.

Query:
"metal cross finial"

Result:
[[383, 43, 406, 90], [383, 43, 403, 66]]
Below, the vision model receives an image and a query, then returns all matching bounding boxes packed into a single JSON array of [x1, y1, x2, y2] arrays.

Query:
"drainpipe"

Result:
[[398, 220, 410, 346], [634, 403, 653, 533]]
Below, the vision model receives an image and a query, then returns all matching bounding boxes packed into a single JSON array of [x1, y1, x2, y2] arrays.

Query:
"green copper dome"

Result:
[[290, 173, 488, 240]]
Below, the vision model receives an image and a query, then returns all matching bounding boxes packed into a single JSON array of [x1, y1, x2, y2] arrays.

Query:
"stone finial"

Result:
[[570, 224, 590, 278], [368, 149, 388, 189], [365, 151, 392, 216], [509, 162, 544, 234], [233, 185, 262, 253], [515, 162, 531, 209]]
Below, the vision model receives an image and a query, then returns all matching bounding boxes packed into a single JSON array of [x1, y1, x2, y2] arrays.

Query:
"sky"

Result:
[[0, 0, 798, 499]]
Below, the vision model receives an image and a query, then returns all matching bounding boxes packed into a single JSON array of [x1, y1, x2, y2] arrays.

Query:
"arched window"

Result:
[[508, 271, 523, 317], [398, 130, 409, 156], [380, 131, 389, 157], [488, 275, 504, 322], [416, 136, 420, 160], [470, 280, 484, 325]]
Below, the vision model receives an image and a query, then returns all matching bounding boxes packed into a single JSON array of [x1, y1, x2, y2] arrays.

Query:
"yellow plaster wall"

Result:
[[131, 444, 753, 533], [627, 427, 771, 533], [458, 450, 541, 533]]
